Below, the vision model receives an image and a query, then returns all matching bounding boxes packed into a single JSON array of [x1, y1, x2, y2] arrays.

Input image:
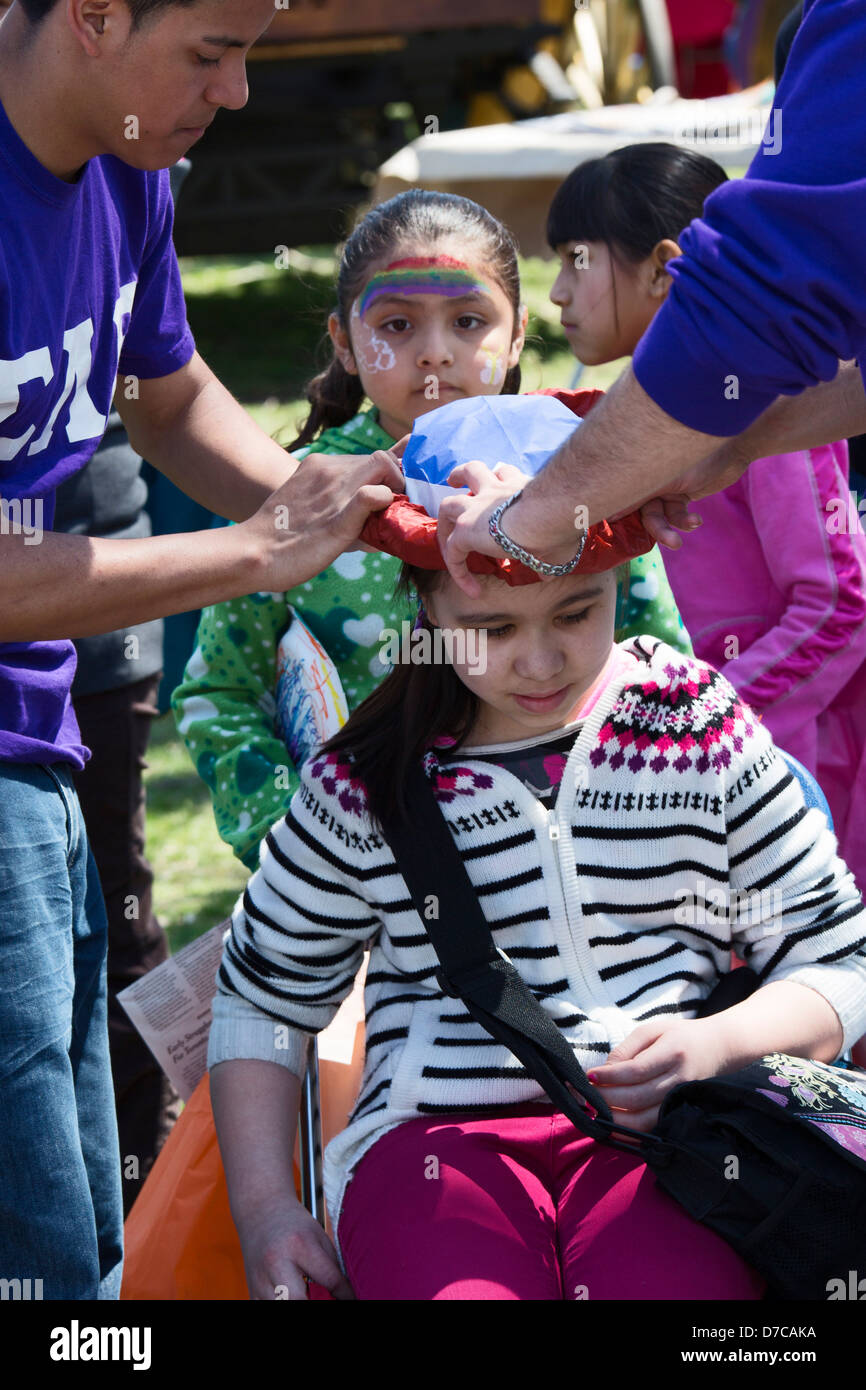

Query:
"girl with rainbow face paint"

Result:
[[281, 190, 529, 454], [331, 249, 527, 445]]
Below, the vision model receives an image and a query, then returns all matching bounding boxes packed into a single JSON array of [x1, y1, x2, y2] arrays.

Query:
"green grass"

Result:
[[144, 250, 629, 950], [144, 715, 248, 954]]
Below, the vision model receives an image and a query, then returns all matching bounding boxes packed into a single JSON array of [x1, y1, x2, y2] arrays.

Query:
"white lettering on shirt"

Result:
[[0, 281, 138, 462], [29, 317, 107, 454], [0, 347, 53, 460]]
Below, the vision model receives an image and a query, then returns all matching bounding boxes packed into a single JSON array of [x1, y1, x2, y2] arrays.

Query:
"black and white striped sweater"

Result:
[[208, 638, 866, 1259]]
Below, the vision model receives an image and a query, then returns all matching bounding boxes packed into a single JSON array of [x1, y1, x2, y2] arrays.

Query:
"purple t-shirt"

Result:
[[0, 98, 195, 768]]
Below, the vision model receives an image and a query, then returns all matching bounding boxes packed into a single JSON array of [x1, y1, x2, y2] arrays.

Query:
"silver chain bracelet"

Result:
[[488, 490, 587, 577]]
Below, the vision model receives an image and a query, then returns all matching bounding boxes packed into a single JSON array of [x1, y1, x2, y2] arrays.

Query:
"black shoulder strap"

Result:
[[380, 758, 641, 1144]]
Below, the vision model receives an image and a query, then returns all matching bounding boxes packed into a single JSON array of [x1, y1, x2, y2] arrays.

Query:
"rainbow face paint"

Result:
[[357, 257, 493, 319]]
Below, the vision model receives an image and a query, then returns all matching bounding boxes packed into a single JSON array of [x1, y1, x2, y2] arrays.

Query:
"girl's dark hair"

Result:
[[318, 564, 473, 831], [319, 560, 628, 832], [288, 189, 523, 451], [546, 141, 728, 263]]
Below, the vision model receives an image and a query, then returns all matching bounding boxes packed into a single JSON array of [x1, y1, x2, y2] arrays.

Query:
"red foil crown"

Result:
[[360, 389, 653, 584]]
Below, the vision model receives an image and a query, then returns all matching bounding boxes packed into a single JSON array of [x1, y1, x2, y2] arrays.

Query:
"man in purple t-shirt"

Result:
[[0, 0, 400, 1301]]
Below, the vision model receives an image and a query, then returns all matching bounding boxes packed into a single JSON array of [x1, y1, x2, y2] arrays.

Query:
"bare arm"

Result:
[[637, 362, 866, 550], [437, 362, 866, 594], [116, 352, 297, 521], [705, 360, 866, 476], [716, 980, 844, 1067], [210, 1059, 301, 1223], [0, 350, 403, 642], [1, 449, 402, 641], [0, 523, 262, 641], [210, 1059, 353, 1301]]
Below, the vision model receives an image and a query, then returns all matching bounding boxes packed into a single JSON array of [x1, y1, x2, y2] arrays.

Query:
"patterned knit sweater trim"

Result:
[[207, 637, 866, 1266]]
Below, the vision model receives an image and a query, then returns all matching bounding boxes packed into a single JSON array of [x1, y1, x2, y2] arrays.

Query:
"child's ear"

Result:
[[648, 240, 682, 301], [328, 311, 359, 376], [509, 303, 529, 366]]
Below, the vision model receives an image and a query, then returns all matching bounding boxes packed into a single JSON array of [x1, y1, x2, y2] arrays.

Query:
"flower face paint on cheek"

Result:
[[350, 300, 397, 373], [480, 346, 506, 386]]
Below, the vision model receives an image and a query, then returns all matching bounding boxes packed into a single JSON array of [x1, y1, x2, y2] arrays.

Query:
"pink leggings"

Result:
[[334, 1104, 766, 1301]]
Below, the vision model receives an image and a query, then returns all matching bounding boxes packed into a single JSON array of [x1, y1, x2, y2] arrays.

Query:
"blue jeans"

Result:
[[0, 763, 123, 1299]]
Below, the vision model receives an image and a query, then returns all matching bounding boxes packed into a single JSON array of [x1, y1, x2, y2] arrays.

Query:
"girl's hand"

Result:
[[235, 1193, 356, 1301], [588, 1016, 732, 1133]]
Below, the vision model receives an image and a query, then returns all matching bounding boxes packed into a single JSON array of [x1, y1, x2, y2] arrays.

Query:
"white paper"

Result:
[[119, 924, 369, 1100], [117, 924, 226, 1102]]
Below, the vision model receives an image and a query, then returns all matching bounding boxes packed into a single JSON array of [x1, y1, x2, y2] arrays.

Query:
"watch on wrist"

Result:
[[488, 491, 586, 577]]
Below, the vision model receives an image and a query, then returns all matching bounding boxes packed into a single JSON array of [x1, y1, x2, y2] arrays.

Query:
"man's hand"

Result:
[[241, 449, 404, 592], [619, 439, 752, 550], [436, 460, 542, 598]]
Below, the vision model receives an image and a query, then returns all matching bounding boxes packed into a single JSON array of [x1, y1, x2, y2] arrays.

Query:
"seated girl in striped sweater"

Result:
[[208, 396, 866, 1302]]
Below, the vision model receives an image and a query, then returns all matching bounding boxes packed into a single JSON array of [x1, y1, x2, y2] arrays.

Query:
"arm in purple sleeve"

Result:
[[633, 0, 866, 435]]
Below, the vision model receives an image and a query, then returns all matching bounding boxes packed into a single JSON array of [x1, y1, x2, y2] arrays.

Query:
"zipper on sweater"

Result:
[[527, 795, 601, 1021], [548, 793, 600, 1010], [550, 752, 628, 1042]]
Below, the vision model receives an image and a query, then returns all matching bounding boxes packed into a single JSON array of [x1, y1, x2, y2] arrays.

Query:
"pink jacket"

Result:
[[663, 442, 866, 892]]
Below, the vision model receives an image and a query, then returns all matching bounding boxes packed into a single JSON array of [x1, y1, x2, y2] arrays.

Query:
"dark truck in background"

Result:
[[173, 0, 577, 255]]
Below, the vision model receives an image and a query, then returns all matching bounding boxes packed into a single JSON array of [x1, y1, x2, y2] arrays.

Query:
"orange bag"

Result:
[[121, 1073, 250, 1301], [121, 1003, 366, 1300]]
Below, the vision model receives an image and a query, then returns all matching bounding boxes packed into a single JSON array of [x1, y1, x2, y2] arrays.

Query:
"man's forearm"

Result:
[[726, 361, 866, 468], [119, 356, 295, 522], [0, 525, 264, 641], [1, 345, 405, 642], [499, 363, 866, 561], [2, 448, 403, 642], [504, 366, 724, 556]]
